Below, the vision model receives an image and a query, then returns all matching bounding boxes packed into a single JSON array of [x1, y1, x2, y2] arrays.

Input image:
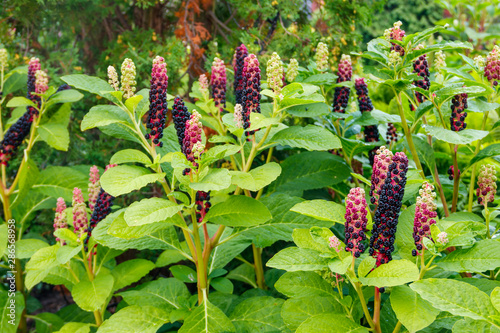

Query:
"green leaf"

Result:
[[0, 291, 25, 333], [170, 265, 197, 283], [275, 271, 336, 298], [230, 163, 281, 191], [358, 256, 376, 278], [248, 113, 281, 131], [25, 245, 60, 289], [54, 228, 79, 246], [414, 101, 435, 122], [468, 144, 500, 167], [267, 247, 327, 271], [435, 85, 487, 104], [101, 165, 165, 197], [359, 259, 419, 287], [56, 245, 82, 265], [411, 278, 498, 322], [156, 249, 186, 268], [328, 256, 352, 275], [33, 312, 65, 333], [290, 200, 345, 224], [97, 305, 169, 333], [424, 125, 488, 145], [281, 296, 344, 330], [45, 89, 83, 109], [61, 74, 116, 101], [110, 149, 152, 165], [201, 144, 241, 166], [190, 168, 232, 192], [3, 71, 26, 95], [32, 166, 88, 202], [270, 125, 341, 151], [118, 278, 190, 312], [211, 277, 234, 294], [467, 99, 500, 113], [437, 239, 500, 273], [124, 197, 183, 226], [230, 296, 286, 332], [296, 313, 369, 333], [111, 259, 155, 291], [6, 96, 35, 108], [491, 287, 500, 313], [0, 225, 7, 257], [179, 299, 236, 333], [124, 94, 143, 112], [80, 105, 130, 131], [406, 41, 473, 61], [452, 317, 500, 333], [390, 285, 440, 333], [55, 322, 92, 333], [226, 264, 257, 288], [15, 239, 49, 259], [205, 195, 272, 227], [286, 103, 331, 117], [38, 123, 70, 151], [270, 152, 350, 192], [72, 273, 114, 312]]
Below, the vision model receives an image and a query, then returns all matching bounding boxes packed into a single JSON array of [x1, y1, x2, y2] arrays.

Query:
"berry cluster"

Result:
[[267, 52, 284, 95], [27, 57, 41, 118], [354, 78, 373, 112], [172, 97, 191, 148], [145, 56, 168, 147], [120, 58, 137, 99], [447, 165, 460, 180], [450, 92, 468, 131], [344, 188, 368, 258], [210, 57, 227, 111], [233, 44, 249, 105], [365, 125, 380, 165], [72, 187, 88, 239], [234, 104, 244, 128], [369, 152, 408, 266], [35, 70, 49, 94], [411, 51, 430, 109], [412, 182, 438, 256], [108, 65, 119, 91], [53, 198, 68, 245], [199, 74, 209, 99], [242, 54, 261, 135], [332, 55, 352, 113], [315, 42, 329, 70], [384, 21, 405, 56], [476, 164, 497, 206], [182, 110, 203, 165], [286, 58, 299, 82], [328, 235, 342, 253], [485, 45, 500, 85], [370, 146, 394, 205], [386, 123, 398, 144], [195, 191, 211, 223], [88, 165, 100, 211]]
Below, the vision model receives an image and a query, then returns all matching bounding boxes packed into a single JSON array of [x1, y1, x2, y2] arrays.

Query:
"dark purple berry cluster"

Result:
[[410, 54, 430, 111], [365, 125, 380, 166], [447, 165, 460, 180], [233, 44, 248, 105], [195, 191, 211, 223], [355, 78, 373, 113], [369, 152, 408, 267], [386, 123, 398, 144], [26, 58, 41, 119], [242, 54, 261, 136], [172, 97, 190, 148], [450, 93, 468, 131], [386, 22, 405, 56], [84, 188, 114, 251], [211, 57, 227, 111], [332, 55, 352, 113], [145, 56, 168, 147]]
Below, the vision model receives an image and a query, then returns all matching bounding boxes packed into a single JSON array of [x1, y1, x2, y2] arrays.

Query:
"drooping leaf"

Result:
[[359, 259, 419, 287], [124, 197, 183, 226], [424, 125, 488, 145]]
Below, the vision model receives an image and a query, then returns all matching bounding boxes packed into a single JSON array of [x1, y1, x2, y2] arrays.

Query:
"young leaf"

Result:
[[267, 247, 328, 271], [226, 264, 257, 288], [45, 89, 83, 109], [270, 125, 341, 151], [423, 125, 488, 145], [100, 165, 166, 197], [468, 143, 500, 167], [80, 105, 131, 131], [14, 239, 49, 259], [205, 195, 272, 227], [6, 96, 36, 108], [190, 168, 232, 192], [110, 149, 152, 165], [359, 259, 419, 287], [358, 256, 376, 278], [211, 277, 234, 294], [170, 265, 197, 283]]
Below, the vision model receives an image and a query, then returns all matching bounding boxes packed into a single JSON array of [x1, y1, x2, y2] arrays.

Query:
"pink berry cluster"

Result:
[[476, 164, 497, 206], [384, 21, 405, 56], [369, 152, 408, 267], [88, 165, 100, 212], [53, 198, 68, 245], [35, 70, 48, 94], [233, 44, 249, 105], [370, 146, 394, 205], [195, 191, 211, 223], [72, 187, 88, 239], [145, 56, 168, 147], [386, 123, 397, 144], [485, 45, 500, 85], [182, 110, 203, 166], [450, 92, 468, 131], [210, 57, 227, 111], [412, 182, 438, 256], [328, 235, 342, 253], [172, 97, 191, 148], [242, 54, 261, 135], [344, 187, 368, 258], [27, 58, 42, 117], [332, 55, 352, 113]]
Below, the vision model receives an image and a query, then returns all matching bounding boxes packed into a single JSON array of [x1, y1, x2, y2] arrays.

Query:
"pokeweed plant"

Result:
[[16, 22, 500, 333], [0, 50, 84, 333]]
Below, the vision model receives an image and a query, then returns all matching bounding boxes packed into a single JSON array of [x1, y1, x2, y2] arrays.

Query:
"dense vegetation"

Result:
[[1, 1, 500, 333]]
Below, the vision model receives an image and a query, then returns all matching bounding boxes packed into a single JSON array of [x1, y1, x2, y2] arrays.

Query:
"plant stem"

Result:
[[451, 144, 460, 213], [392, 321, 402, 333], [434, 165, 450, 217], [252, 244, 266, 289], [485, 205, 491, 239], [191, 206, 207, 304], [352, 281, 376, 331], [373, 287, 382, 333], [468, 111, 489, 212]]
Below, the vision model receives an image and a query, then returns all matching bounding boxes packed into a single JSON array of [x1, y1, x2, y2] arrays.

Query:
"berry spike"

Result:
[[369, 146, 394, 205], [195, 191, 211, 223], [233, 44, 248, 105], [450, 92, 468, 131], [172, 97, 191, 149], [344, 188, 369, 258], [369, 152, 408, 267], [412, 182, 437, 256], [476, 164, 497, 207], [211, 57, 227, 111], [242, 54, 261, 135], [332, 55, 352, 113], [410, 46, 430, 111], [145, 56, 168, 147]]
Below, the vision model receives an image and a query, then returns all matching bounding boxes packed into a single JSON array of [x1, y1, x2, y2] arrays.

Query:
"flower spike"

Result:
[[412, 182, 438, 256], [344, 188, 368, 258], [211, 57, 227, 111]]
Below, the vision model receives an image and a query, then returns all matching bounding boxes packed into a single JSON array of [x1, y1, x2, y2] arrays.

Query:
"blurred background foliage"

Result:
[[1, 0, 500, 170]]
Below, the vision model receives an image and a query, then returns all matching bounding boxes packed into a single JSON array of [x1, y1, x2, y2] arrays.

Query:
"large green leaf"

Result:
[[45, 89, 83, 109], [190, 168, 232, 192], [290, 199, 345, 224], [97, 306, 169, 333], [359, 259, 419, 287], [61, 74, 117, 101], [410, 278, 499, 322], [230, 296, 286, 332], [80, 105, 131, 131], [205, 195, 272, 227], [281, 296, 344, 330], [32, 166, 88, 202], [468, 144, 500, 167], [72, 273, 114, 312], [424, 125, 488, 145], [38, 103, 72, 151], [452, 317, 500, 333], [230, 163, 281, 191], [15, 239, 49, 259], [0, 291, 25, 333], [25, 244, 60, 289], [179, 299, 236, 333], [119, 278, 190, 312], [270, 152, 350, 192], [390, 285, 440, 333], [55, 322, 92, 333], [275, 271, 337, 298], [286, 103, 331, 117], [110, 149, 152, 165], [296, 313, 369, 333], [437, 239, 500, 273], [124, 197, 183, 226], [100, 165, 165, 197], [270, 125, 341, 151], [111, 259, 155, 291], [267, 247, 327, 271]]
